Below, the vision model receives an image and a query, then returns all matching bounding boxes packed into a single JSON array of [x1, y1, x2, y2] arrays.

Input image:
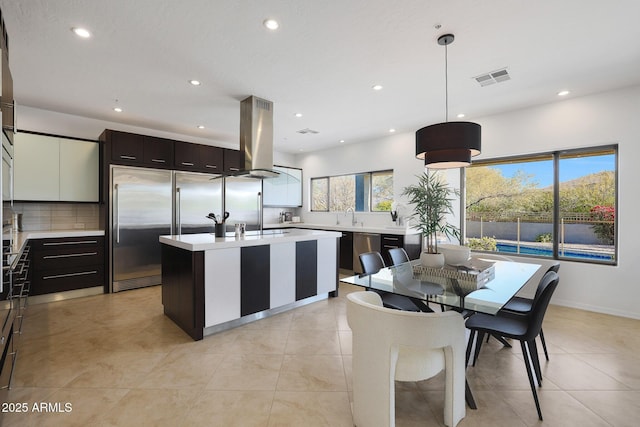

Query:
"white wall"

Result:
[[293, 85, 640, 319]]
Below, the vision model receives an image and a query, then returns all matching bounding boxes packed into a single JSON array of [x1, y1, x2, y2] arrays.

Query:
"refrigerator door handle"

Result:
[[114, 184, 120, 243], [176, 187, 181, 235], [257, 191, 262, 231]]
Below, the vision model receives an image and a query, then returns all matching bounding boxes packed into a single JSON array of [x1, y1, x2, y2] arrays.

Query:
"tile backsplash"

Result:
[[11, 202, 100, 231]]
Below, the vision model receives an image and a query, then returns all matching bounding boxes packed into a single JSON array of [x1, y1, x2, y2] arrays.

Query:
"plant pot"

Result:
[[420, 252, 445, 268]]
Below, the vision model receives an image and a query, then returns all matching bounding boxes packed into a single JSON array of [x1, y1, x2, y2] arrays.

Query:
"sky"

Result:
[[488, 154, 615, 188]]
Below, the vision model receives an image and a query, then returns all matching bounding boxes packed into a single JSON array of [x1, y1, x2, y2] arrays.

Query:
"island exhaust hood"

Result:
[[235, 95, 279, 179]]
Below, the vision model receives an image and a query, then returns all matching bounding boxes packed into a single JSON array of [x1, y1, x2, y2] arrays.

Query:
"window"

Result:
[[311, 177, 328, 211], [464, 146, 617, 264], [310, 170, 393, 212]]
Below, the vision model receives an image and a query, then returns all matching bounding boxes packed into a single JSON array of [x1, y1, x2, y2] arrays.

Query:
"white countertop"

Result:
[[263, 222, 420, 236], [160, 228, 342, 252]]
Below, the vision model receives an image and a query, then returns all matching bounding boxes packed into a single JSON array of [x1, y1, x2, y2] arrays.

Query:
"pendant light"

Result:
[[415, 34, 481, 168]]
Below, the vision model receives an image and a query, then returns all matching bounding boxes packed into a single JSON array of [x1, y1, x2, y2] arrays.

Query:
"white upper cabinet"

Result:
[[14, 132, 99, 202], [14, 133, 60, 201], [59, 138, 99, 201], [263, 166, 302, 207]]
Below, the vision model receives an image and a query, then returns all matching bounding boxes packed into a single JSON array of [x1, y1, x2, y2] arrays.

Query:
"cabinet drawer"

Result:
[[29, 236, 103, 252], [30, 266, 104, 296], [33, 245, 104, 271]]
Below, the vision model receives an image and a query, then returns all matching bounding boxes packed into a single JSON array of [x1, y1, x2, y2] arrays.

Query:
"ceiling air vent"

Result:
[[297, 128, 319, 134], [473, 68, 511, 87]]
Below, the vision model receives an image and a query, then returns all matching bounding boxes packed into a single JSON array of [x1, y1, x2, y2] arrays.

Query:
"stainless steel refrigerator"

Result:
[[223, 177, 262, 232], [110, 166, 222, 292]]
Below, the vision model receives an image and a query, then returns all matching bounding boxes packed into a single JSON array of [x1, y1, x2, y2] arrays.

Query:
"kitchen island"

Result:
[[159, 229, 341, 340]]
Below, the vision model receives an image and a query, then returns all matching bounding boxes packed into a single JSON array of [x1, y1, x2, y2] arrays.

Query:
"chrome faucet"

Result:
[[345, 207, 357, 226]]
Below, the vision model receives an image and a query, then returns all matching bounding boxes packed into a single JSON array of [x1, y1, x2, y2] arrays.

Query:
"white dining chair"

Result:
[[346, 291, 466, 427]]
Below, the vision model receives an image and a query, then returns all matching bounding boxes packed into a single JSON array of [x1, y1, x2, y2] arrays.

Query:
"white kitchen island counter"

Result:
[[159, 228, 341, 251], [160, 229, 341, 340]]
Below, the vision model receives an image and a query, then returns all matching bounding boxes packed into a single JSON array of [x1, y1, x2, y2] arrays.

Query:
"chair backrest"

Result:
[[533, 262, 560, 300], [548, 261, 560, 274], [526, 271, 560, 340], [388, 247, 410, 266], [346, 291, 467, 427], [359, 251, 386, 274]]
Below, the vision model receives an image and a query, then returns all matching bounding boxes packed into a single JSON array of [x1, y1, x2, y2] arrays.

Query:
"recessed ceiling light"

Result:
[[197, 125, 205, 129], [339, 139, 345, 143], [189, 80, 201, 86], [457, 113, 465, 118], [299, 148, 304, 152], [558, 90, 570, 96], [372, 84, 383, 91], [294, 113, 303, 118], [113, 107, 122, 113], [389, 128, 396, 133], [72, 27, 91, 38], [263, 19, 279, 30]]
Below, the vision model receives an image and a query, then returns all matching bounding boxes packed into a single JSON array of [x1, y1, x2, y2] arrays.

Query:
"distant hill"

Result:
[[542, 170, 614, 190]]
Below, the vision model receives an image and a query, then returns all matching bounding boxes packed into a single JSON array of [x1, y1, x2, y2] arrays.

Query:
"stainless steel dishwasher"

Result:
[[353, 232, 381, 274]]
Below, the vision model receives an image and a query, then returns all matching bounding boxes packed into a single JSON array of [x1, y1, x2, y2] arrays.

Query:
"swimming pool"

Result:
[[496, 243, 614, 261]]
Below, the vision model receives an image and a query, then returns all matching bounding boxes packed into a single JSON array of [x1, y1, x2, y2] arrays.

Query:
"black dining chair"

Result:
[[500, 261, 560, 360], [358, 251, 421, 312], [465, 270, 560, 421], [387, 247, 410, 266]]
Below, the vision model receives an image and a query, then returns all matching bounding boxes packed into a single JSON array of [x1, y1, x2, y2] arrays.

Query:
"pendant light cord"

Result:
[[445, 43, 449, 123]]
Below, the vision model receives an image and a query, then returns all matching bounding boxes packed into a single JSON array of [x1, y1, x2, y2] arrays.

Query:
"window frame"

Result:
[[462, 145, 618, 265]]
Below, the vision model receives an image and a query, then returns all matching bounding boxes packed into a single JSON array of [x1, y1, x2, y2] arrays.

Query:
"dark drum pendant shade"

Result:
[[415, 121, 481, 168], [424, 148, 471, 169]]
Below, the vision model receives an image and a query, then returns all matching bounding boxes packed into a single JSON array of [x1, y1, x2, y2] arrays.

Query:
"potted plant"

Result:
[[402, 171, 461, 267]]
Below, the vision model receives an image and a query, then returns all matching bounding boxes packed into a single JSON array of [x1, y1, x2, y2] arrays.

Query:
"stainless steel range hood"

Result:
[[236, 95, 279, 179]]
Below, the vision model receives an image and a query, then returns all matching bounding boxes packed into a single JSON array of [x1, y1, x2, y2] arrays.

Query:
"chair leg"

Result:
[[492, 334, 512, 348], [466, 330, 476, 366], [528, 339, 543, 387], [539, 328, 550, 361], [473, 331, 485, 366], [520, 341, 544, 421]]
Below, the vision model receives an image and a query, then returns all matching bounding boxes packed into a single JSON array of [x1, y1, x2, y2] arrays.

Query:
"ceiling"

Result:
[[1, 0, 640, 153]]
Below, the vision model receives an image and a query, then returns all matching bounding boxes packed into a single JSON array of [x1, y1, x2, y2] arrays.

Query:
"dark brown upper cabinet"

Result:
[[175, 142, 223, 173], [223, 148, 242, 173], [143, 136, 174, 168], [110, 131, 144, 164], [200, 145, 223, 173]]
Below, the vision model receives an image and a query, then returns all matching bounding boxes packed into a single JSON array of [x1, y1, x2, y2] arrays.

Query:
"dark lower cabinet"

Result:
[[296, 240, 317, 300], [381, 233, 422, 266], [30, 236, 105, 296], [240, 245, 270, 316], [339, 231, 353, 270]]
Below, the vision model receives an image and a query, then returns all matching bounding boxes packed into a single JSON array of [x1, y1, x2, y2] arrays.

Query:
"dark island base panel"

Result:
[[162, 240, 338, 341], [161, 245, 204, 340]]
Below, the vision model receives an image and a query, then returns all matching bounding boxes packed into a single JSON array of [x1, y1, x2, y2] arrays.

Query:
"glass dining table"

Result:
[[340, 256, 542, 315], [340, 254, 543, 410]]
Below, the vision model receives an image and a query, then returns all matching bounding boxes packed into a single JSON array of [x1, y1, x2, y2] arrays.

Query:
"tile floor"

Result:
[[2, 283, 639, 426]]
